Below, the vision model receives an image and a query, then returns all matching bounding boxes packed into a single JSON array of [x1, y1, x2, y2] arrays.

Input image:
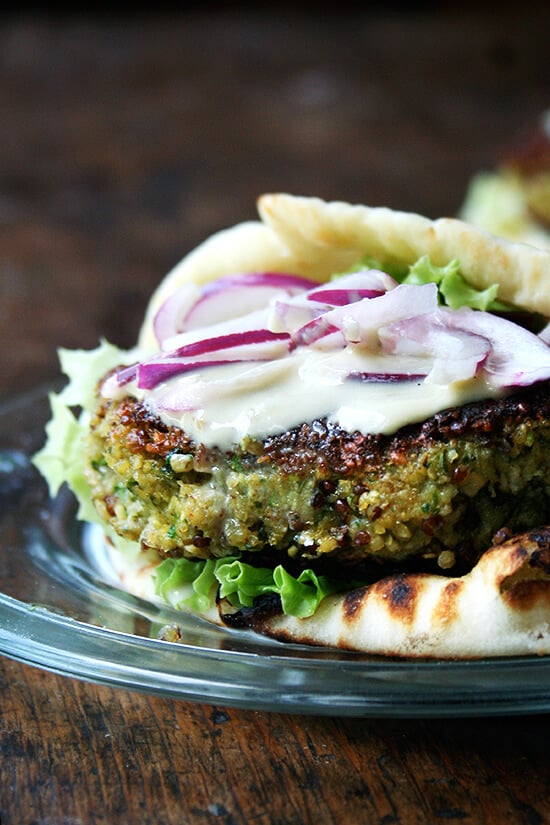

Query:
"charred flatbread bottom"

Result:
[[101, 524, 550, 657], [219, 527, 550, 658]]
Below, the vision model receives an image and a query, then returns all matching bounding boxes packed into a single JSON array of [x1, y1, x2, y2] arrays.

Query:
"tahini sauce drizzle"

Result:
[[102, 345, 501, 449]]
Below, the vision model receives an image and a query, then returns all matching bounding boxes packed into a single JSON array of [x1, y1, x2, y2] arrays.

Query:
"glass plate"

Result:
[[2, 386, 550, 718]]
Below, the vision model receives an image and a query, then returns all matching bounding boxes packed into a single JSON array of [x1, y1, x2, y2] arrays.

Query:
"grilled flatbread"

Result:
[[224, 527, 550, 658], [102, 527, 550, 658]]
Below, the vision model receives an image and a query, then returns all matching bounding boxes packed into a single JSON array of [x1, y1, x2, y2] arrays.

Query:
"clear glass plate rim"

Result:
[[2, 585, 550, 675]]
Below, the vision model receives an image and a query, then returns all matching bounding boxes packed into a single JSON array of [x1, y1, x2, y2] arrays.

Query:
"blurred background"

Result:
[[1, 6, 549, 397]]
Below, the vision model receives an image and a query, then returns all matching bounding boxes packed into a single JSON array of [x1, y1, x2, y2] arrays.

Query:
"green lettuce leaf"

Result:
[[437, 269, 504, 311], [272, 565, 341, 617], [340, 253, 511, 312], [56, 340, 129, 411], [154, 556, 219, 613], [153, 555, 346, 619], [216, 558, 275, 607], [32, 339, 136, 521], [402, 255, 506, 311]]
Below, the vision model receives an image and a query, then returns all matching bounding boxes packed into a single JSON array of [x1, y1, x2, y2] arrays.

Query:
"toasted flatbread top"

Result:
[[139, 194, 550, 350]]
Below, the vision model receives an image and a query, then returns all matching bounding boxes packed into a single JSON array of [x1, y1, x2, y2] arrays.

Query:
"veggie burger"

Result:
[[34, 194, 550, 657]]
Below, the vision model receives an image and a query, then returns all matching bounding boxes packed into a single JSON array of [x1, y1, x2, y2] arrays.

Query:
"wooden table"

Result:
[[1, 10, 550, 824]]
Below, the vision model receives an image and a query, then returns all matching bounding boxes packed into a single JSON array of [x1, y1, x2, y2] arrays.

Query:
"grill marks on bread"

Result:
[[232, 527, 550, 657]]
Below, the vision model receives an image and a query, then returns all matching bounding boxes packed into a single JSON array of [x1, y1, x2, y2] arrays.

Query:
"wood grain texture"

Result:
[[1, 10, 550, 825], [2, 656, 550, 825]]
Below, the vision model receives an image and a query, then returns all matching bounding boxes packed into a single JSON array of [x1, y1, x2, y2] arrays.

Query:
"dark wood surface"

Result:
[[1, 10, 550, 824]]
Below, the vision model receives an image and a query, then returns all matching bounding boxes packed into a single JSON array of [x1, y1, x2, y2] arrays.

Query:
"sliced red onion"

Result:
[[380, 314, 489, 359], [308, 287, 385, 306], [292, 316, 345, 348], [115, 363, 139, 386], [269, 295, 332, 335], [269, 269, 397, 334], [348, 371, 427, 383], [135, 271, 549, 403], [138, 329, 292, 389], [161, 308, 271, 353], [294, 283, 439, 348], [138, 358, 241, 390], [152, 283, 201, 347], [153, 272, 318, 346], [442, 307, 550, 387], [307, 328, 346, 351], [168, 328, 292, 358], [178, 273, 317, 336], [380, 312, 491, 384], [201, 271, 319, 293], [385, 306, 550, 388], [152, 360, 289, 412], [306, 270, 397, 306]]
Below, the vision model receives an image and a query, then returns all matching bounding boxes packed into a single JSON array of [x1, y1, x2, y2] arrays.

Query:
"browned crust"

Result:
[[261, 382, 549, 475], [99, 381, 548, 475], [100, 397, 194, 457]]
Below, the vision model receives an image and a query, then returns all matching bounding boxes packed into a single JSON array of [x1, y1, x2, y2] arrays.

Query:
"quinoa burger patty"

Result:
[[85, 382, 549, 578], [34, 193, 550, 658]]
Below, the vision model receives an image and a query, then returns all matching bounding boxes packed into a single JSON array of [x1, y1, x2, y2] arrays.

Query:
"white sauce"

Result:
[[102, 345, 502, 449]]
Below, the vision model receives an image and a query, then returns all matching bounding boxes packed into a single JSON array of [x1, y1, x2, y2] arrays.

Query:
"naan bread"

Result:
[[222, 527, 550, 658], [103, 527, 550, 658], [139, 193, 550, 350]]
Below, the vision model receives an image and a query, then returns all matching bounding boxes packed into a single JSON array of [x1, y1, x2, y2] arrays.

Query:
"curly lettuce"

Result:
[[343, 254, 510, 311], [401, 255, 508, 311], [32, 339, 135, 521], [153, 555, 343, 619]]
